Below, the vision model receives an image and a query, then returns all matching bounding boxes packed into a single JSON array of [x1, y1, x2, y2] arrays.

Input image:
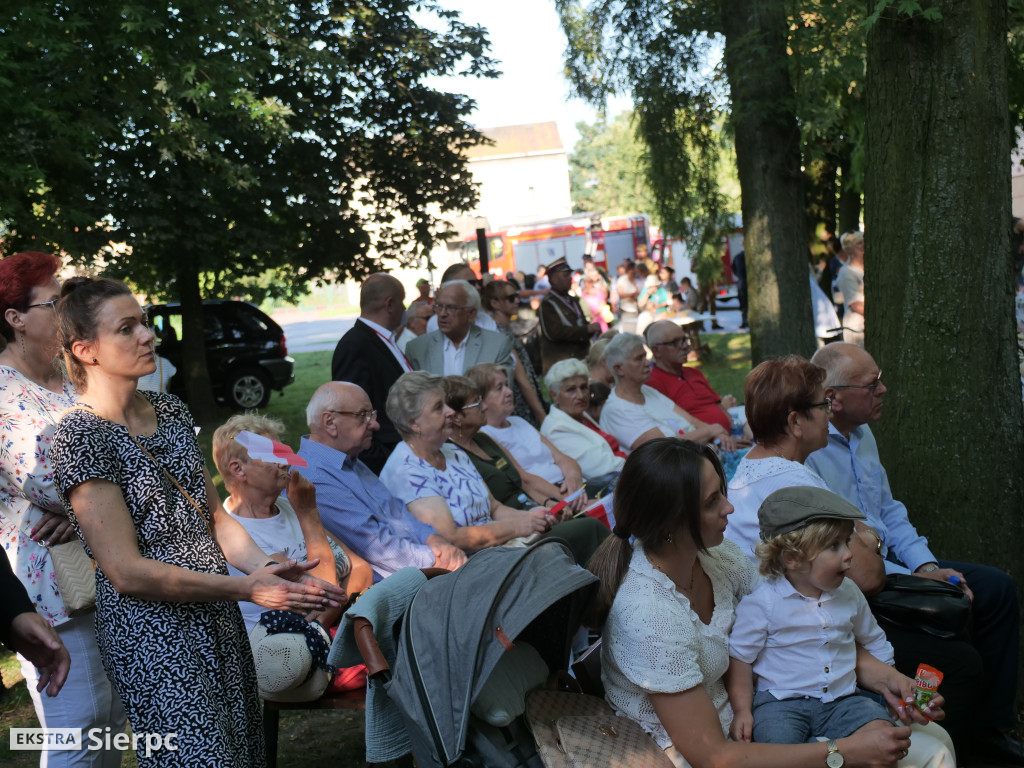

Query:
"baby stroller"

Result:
[[386, 539, 599, 768]]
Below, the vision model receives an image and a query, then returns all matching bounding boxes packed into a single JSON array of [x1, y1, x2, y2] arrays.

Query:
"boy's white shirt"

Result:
[[728, 575, 893, 702]]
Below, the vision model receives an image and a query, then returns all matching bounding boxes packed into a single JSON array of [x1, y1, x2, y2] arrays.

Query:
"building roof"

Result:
[[465, 121, 564, 160]]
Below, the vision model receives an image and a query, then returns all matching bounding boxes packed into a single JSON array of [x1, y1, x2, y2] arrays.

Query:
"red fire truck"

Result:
[[460, 214, 653, 277]]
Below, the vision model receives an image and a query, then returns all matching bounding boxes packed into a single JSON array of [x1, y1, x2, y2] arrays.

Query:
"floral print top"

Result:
[[0, 365, 79, 626]]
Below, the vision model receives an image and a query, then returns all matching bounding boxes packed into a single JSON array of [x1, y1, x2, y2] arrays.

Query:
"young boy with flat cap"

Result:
[[726, 486, 946, 758]]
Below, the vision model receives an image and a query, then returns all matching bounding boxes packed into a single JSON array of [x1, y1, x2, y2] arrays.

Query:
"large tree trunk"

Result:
[[722, 0, 816, 363], [177, 253, 218, 427], [865, 1, 1024, 575]]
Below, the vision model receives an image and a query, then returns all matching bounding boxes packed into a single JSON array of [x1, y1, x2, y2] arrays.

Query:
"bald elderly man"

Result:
[[806, 342, 1022, 766], [644, 320, 739, 433], [298, 381, 466, 581]]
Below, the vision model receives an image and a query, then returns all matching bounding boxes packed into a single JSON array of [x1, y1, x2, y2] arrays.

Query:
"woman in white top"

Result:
[[467, 363, 584, 494], [591, 438, 951, 768], [539, 358, 625, 480], [598, 333, 731, 452], [724, 356, 885, 595], [212, 413, 372, 634]]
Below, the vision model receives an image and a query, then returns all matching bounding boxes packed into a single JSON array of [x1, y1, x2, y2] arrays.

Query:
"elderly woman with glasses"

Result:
[[468, 363, 585, 495], [539, 358, 626, 483], [599, 333, 734, 454], [380, 371, 559, 553], [723, 356, 885, 594], [0, 252, 128, 767], [212, 413, 372, 635]]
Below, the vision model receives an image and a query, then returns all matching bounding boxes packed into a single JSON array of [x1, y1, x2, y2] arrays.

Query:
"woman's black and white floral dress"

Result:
[[51, 392, 264, 767]]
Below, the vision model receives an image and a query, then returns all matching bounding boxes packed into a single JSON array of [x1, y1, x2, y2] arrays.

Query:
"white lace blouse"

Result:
[[601, 538, 758, 749]]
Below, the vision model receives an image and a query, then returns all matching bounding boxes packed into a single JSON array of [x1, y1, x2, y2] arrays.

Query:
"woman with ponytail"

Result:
[[591, 438, 947, 768]]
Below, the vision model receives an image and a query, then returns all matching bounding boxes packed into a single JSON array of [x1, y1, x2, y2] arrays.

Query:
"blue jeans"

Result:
[[751, 690, 891, 744]]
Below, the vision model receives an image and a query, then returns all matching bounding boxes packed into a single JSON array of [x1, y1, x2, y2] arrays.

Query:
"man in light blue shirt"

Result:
[[807, 343, 1021, 766], [298, 381, 467, 581]]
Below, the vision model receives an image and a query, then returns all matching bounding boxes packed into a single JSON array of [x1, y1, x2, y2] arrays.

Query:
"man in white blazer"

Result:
[[406, 280, 514, 377]]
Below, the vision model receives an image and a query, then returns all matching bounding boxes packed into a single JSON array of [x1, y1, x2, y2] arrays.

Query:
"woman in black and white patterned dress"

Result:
[[49, 278, 345, 767]]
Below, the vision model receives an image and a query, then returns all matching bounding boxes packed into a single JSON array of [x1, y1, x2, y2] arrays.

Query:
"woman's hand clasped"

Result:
[[32, 511, 76, 546], [248, 558, 346, 613]]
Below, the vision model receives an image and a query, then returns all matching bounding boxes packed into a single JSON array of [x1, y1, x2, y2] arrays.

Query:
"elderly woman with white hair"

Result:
[[599, 332, 735, 453], [381, 371, 609, 565], [540, 358, 626, 484], [379, 371, 556, 553]]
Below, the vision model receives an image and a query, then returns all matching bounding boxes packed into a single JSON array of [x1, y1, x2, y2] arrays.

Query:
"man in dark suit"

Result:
[[406, 280, 514, 377], [331, 273, 412, 474]]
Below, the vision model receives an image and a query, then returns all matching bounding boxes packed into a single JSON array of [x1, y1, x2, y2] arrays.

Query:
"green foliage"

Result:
[[554, 0, 733, 256], [569, 111, 657, 216], [0, 1, 499, 298]]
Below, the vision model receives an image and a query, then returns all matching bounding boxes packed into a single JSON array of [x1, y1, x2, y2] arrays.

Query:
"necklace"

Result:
[[648, 551, 698, 592], [407, 438, 446, 470]]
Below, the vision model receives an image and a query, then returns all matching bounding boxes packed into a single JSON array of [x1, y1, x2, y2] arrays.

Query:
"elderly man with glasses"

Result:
[[406, 280, 514, 378], [644, 320, 742, 433], [807, 343, 1022, 767], [298, 381, 466, 581]]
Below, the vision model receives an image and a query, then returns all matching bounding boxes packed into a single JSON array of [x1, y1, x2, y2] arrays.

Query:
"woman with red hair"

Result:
[[0, 251, 127, 767], [724, 356, 884, 598]]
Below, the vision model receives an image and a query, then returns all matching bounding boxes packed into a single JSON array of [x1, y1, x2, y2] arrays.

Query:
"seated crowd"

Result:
[[2, 249, 1020, 768]]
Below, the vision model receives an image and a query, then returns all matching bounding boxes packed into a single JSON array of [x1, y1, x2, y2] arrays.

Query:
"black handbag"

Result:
[[868, 574, 972, 641]]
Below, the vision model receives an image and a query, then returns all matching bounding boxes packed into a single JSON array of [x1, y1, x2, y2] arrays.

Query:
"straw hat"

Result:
[[249, 620, 332, 702]]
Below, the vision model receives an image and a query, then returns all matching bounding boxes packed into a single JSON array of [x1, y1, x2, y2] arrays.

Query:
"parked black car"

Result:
[[145, 300, 294, 410]]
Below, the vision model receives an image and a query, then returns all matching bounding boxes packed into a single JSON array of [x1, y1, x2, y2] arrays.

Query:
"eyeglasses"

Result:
[[832, 370, 883, 393], [461, 400, 482, 411], [804, 397, 832, 414], [433, 303, 469, 315], [325, 409, 377, 424], [652, 337, 689, 348], [27, 299, 58, 312], [503, 293, 519, 302]]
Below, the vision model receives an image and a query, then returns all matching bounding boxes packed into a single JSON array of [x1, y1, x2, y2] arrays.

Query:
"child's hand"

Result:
[[729, 710, 753, 742]]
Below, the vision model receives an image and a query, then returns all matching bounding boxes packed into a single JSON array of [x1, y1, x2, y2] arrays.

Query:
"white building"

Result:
[[463, 121, 573, 231]]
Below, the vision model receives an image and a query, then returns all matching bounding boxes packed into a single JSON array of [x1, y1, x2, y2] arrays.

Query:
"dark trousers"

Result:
[[883, 560, 1019, 764]]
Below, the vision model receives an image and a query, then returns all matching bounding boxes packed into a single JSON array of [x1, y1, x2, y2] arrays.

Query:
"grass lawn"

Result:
[[1, 333, 752, 767]]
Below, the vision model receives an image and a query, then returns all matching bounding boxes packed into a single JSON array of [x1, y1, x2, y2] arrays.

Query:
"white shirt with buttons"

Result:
[[728, 575, 893, 702]]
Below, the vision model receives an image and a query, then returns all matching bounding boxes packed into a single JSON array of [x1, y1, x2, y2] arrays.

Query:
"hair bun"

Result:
[[60, 276, 95, 298]]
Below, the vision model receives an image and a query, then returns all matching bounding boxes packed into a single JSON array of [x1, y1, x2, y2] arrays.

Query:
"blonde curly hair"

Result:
[[755, 518, 855, 578]]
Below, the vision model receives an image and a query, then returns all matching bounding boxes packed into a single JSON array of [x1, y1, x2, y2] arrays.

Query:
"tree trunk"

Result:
[[865, 0, 1024, 576], [722, 0, 816, 363], [177, 253, 218, 427]]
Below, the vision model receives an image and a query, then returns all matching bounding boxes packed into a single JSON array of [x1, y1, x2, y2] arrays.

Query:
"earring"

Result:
[[19, 332, 27, 357], [665, 531, 673, 544], [92, 358, 98, 364]]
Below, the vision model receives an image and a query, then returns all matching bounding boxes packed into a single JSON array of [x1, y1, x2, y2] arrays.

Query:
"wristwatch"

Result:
[[918, 563, 940, 574], [826, 739, 844, 768]]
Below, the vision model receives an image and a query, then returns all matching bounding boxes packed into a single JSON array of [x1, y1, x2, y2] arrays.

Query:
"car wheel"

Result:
[[228, 368, 272, 410]]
